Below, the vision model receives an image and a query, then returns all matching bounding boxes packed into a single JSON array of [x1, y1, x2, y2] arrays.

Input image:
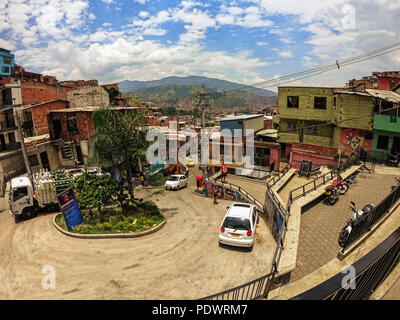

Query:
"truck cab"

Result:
[[9, 177, 36, 219]]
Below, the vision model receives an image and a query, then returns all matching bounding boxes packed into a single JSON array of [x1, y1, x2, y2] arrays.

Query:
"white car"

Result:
[[219, 202, 259, 251], [164, 174, 188, 190]]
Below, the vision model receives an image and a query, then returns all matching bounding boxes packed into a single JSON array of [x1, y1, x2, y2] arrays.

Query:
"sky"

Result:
[[1, 0, 400, 91]]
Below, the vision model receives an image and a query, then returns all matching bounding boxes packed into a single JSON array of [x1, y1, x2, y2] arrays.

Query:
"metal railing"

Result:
[[340, 183, 400, 251], [287, 156, 360, 212], [266, 163, 291, 188], [201, 171, 291, 300], [291, 226, 400, 300]]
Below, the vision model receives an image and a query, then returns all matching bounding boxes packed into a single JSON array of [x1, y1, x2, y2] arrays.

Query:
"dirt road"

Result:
[[0, 169, 275, 300]]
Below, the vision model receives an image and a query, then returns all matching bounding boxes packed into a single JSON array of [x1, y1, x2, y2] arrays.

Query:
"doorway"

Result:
[[40, 151, 50, 171], [392, 136, 400, 155], [52, 120, 62, 139], [0, 134, 6, 151], [75, 145, 83, 165]]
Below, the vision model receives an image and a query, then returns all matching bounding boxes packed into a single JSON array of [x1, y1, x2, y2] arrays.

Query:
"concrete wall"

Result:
[[67, 86, 109, 108]]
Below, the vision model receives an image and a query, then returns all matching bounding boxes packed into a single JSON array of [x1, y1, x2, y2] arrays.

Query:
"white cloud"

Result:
[[88, 13, 96, 20], [138, 11, 150, 18], [133, 0, 146, 4], [256, 41, 268, 46]]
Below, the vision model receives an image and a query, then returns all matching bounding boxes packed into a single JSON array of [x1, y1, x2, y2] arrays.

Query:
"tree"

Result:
[[89, 107, 149, 204]]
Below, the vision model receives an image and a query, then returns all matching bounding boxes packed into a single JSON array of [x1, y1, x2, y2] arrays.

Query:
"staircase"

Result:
[[61, 143, 74, 160]]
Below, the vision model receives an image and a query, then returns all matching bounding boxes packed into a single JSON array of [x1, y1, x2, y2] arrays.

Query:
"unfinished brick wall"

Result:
[[21, 81, 68, 105], [49, 111, 95, 141], [31, 100, 69, 135], [67, 86, 109, 108]]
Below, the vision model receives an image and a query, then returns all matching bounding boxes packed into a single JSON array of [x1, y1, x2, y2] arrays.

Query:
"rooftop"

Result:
[[220, 114, 264, 122]]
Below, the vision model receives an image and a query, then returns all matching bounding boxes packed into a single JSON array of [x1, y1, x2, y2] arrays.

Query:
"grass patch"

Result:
[[55, 201, 164, 234]]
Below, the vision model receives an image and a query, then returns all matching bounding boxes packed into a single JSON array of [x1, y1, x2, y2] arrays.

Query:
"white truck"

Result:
[[9, 172, 65, 221], [9, 167, 106, 221]]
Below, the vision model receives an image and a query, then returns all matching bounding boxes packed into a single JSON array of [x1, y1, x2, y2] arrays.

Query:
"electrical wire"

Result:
[[217, 41, 400, 94]]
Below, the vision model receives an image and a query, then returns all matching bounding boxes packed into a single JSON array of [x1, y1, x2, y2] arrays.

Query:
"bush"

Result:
[[55, 203, 164, 234]]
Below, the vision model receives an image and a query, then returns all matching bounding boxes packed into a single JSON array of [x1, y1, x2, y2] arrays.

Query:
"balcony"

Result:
[[373, 114, 400, 133], [0, 121, 17, 132]]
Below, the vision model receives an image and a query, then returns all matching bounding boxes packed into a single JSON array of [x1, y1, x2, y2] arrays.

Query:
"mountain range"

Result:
[[118, 76, 277, 110]]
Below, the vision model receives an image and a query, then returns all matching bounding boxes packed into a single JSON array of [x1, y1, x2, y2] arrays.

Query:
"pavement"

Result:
[[0, 167, 276, 299], [289, 172, 397, 282]]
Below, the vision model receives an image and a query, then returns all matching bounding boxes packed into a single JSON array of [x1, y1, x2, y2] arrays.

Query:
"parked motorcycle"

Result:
[[332, 174, 349, 195], [386, 152, 400, 167], [338, 201, 375, 248], [325, 185, 339, 205], [345, 172, 358, 185], [391, 177, 400, 192]]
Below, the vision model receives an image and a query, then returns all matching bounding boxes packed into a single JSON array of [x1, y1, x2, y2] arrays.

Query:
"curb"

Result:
[[52, 214, 167, 239], [192, 190, 207, 197]]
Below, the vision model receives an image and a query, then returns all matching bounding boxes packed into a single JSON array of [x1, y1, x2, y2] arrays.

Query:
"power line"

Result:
[[218, 41, 400, 94]]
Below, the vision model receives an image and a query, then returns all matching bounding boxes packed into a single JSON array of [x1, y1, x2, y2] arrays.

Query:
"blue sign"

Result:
[[276, 209, 284, 234], [58, 189, 83, 231]]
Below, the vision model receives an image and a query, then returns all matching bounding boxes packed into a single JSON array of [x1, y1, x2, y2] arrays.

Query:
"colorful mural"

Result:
[[339, 128, 372, 157]]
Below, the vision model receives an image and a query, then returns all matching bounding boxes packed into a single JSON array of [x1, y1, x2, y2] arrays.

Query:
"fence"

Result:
[[340, 183, 400, 251], [287, 156, 360, 212], [266, 163, 291, 188], [291, 226, 400, 300]]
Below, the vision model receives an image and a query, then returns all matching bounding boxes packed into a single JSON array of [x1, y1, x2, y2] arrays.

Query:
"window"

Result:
[[3, 56, 11, 64], [314, 97, 327, 110], [377, 135, 389, 149], [287, 96, 299, 108], [7, 132, 15, 143], [287, 121, 297, 133], [12, 187, 28, 202], [67, 118, 78, 132], [28, 154, 39, 167], [306, 127, 318, 135]]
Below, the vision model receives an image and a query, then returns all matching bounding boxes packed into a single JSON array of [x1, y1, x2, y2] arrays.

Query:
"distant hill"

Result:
[[119, 76, 277, 110], [119, 76, 276, 97]]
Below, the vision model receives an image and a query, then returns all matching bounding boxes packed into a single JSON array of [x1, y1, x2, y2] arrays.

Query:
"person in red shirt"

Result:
[[220, 161, 228, 183]]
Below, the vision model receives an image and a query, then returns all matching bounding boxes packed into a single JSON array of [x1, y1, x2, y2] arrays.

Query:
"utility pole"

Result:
[[194, 85, 210, 178], [15, 106, 32, 180]]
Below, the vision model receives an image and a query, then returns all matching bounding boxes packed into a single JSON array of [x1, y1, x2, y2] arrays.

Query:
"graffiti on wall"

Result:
[[340, 129, 372, 156]]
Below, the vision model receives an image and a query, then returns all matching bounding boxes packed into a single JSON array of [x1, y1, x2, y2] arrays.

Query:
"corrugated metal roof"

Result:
[[365, 89, 400, 103], [220, 114, 264, 121], [335, 90, 371, 97], [256, 129, 278, 138]]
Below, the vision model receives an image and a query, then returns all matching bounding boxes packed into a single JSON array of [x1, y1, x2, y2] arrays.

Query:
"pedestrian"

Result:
[[140, 172, 145, 186], [185, 167, 189, 178], [213, 188, 218, 205], [220, 161, 228, 183]]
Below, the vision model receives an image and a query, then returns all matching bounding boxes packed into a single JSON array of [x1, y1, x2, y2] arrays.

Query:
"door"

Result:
[[0, 134, 6, 151], [40, 151, 50, 171], [75, 145, 83, 165], [52, 120, 62, 139], [11, 186, 31, 215], [392, 136, 400, 155]]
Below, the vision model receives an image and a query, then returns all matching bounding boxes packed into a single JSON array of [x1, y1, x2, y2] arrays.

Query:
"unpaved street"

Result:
[[0, 170, 275, 299]]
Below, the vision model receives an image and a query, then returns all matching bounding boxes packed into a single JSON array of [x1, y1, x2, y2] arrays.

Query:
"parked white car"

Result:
[[219, 202, 259, 251], [164, 174, 188, 190]]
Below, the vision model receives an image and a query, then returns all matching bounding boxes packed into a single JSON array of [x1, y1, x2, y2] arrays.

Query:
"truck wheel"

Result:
[[22, 208, 36, 220]]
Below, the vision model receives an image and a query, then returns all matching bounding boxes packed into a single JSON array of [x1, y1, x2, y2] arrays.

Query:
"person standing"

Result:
[[220, 161, 227, 183]]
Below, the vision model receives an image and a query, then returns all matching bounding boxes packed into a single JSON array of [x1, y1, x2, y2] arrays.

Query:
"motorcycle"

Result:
[[391, 177, 400, 192], [338, 201, 375, 248], [345, 172, 358, 185], [325, 185, 339, 205], [386, 152, 400, 167], [332, 174, 349, 195]]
